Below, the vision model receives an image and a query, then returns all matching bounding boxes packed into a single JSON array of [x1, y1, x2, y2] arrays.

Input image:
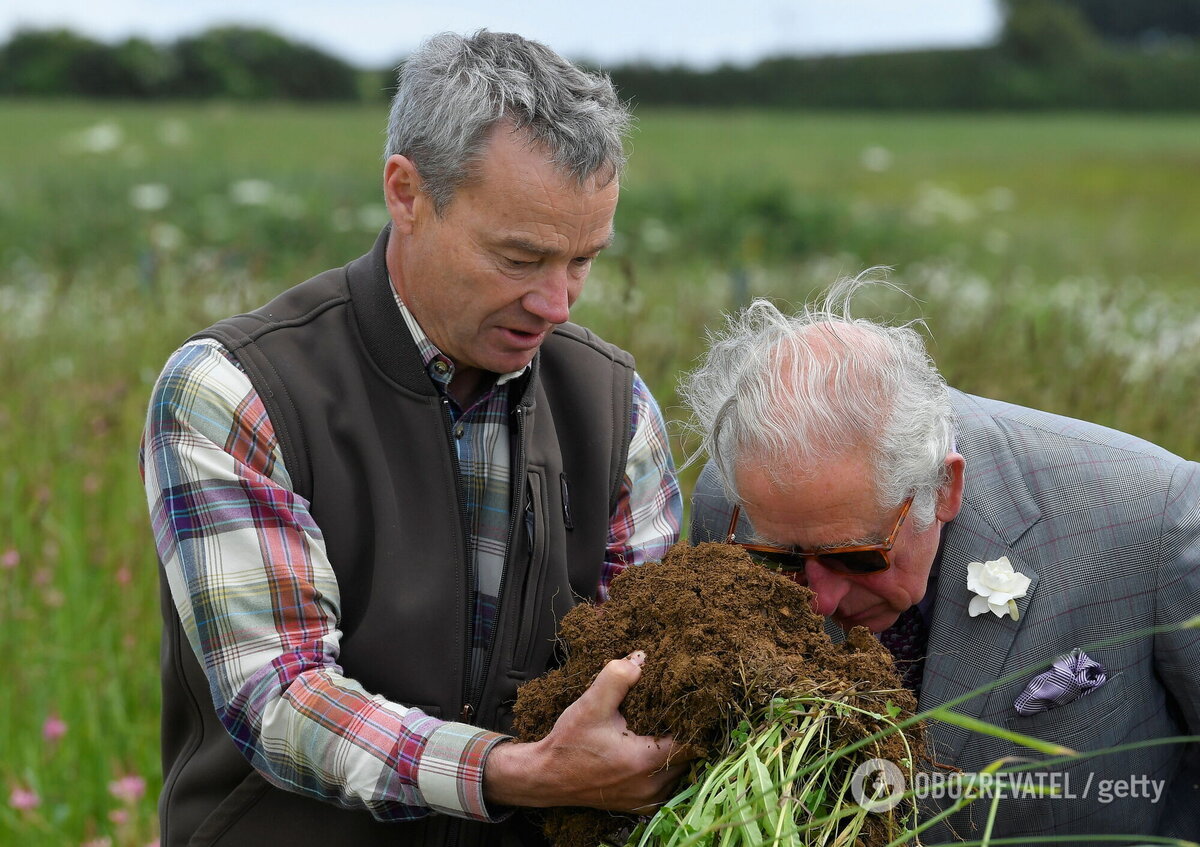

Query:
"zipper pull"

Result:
[[459, 703, 474, 722]]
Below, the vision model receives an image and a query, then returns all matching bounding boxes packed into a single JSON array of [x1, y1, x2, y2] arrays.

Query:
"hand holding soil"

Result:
[[483, 650, 693, 811], [510, 542, 918, 846]]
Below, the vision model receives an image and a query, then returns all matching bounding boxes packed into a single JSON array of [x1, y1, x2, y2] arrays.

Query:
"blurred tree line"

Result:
[[1058, 0, 1200, 42], [2, 0, 1199, 108], [0, 26, 361, 99], [610, 0, 1200, 110]]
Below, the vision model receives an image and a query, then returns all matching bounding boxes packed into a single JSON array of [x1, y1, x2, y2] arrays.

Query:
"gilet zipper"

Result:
[[447, 399, 529, 724]]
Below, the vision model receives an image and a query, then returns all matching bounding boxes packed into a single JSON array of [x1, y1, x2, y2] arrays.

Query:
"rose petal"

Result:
[[966, 562, 985, 593], [969, 595, 992, 617], [1010, 573, 1032, 596]]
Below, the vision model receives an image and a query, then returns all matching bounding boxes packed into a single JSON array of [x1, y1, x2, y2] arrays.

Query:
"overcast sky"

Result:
[[1, 0, 1003, 69]]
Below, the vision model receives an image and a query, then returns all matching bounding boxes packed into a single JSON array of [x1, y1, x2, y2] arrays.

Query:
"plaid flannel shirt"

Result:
[[140, 300, 681, 823]]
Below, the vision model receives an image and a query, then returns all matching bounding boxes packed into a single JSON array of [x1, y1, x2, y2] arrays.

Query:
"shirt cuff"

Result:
[[416, 722, 514, 821]]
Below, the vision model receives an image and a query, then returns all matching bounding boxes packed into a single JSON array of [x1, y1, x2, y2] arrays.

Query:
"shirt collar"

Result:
[[389, 284, 529, 389]]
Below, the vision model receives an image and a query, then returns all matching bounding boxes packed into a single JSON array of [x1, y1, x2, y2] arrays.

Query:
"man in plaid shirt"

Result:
[[142, 31, 684, 846]]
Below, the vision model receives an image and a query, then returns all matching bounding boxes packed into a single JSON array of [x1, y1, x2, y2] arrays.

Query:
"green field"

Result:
[[3, 100, 1200, 845]]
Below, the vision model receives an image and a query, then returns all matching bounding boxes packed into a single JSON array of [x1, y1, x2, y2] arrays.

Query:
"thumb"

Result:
[[580, 650, 645, 716]]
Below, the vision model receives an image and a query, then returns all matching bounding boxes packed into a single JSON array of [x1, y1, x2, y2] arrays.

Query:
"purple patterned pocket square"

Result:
[[1013, 649, 1107, 717]]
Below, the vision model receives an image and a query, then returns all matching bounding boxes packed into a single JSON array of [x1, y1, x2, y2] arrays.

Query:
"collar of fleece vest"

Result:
[[347, 225, 539, 410]]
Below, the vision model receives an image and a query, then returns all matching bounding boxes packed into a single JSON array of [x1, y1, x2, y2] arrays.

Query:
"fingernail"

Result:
[[627, 650, 646, 667]]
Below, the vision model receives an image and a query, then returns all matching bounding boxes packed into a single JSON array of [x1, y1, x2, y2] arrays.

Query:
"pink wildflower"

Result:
[[42, 712, 68, 742], [1, 548, 18, 569], [108, 774, 146, 804], [108, 808, 130, 825], [9, 786, 39, 810]]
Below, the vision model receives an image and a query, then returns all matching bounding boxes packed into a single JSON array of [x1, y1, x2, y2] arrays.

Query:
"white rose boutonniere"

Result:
[[966, 556, 1031, 620]]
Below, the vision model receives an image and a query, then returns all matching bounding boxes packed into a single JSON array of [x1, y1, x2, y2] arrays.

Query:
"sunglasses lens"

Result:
[[738, 546, 890, 575], [822, 550, 889, 574], [744, 549, 806, 572]]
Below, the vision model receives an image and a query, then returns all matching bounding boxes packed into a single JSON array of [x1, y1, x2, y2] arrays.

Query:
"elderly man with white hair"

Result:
[[686, 280, 1200, 841]]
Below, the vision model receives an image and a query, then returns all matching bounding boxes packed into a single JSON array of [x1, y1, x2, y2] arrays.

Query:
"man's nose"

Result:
[[802, 558, 854, 618], [523, 268, 571, 325]]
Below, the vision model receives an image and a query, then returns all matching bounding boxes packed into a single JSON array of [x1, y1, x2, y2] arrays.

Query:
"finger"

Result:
[[578, 650, 645, 716], [642, 762, 691, 806], [660, 738, 702, 765], [662, 761, 690, 782]]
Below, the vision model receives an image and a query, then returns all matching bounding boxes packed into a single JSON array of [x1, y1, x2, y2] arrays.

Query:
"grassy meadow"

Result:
[[2, 99, 1200, 845]]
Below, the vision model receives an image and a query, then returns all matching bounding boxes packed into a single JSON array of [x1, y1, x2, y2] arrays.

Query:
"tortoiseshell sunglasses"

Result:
[[724, 496, 913, 575]]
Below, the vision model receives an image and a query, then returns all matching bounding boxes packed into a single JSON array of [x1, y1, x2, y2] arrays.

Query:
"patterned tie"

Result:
[[877, 605, 929, 697]]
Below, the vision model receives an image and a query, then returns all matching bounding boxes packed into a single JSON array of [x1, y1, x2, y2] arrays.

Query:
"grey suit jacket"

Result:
[[690, 389, 1200, 842]]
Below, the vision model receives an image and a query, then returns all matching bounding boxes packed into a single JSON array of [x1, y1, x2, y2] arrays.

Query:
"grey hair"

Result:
[[680, 275, 955, 530], [384, 30, 632, 213]]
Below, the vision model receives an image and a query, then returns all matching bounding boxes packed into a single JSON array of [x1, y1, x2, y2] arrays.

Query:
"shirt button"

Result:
[[432, 360, 450, 376], [454, 424, 465, 439]]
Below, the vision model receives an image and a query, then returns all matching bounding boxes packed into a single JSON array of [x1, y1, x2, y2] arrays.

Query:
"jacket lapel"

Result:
[[920, 515, 1040, 765], [918, 391, 1043, 765]]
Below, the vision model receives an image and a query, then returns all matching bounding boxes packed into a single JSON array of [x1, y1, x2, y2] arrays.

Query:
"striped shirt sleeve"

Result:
[[600, 372, 684, 600], [140, 339, 508, 822]]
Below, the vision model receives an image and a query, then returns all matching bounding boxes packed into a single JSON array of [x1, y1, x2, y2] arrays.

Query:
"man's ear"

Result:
[[935, 452, 965, 524], [383, 154, 422, 234]]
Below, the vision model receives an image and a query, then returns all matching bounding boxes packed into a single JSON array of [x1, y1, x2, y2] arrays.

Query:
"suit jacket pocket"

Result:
[[1005, 672, 1128, 750]]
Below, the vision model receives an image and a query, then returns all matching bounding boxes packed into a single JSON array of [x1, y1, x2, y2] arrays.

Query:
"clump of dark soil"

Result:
[[510, 542, 919, 847]]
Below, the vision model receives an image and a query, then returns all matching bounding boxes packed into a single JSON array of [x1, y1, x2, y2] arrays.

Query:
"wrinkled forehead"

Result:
[[735, 461, 892, 549], [734, 448, 879, 515]]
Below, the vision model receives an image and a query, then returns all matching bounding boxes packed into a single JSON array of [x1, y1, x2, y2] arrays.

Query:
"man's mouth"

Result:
[[501, 326, 549, 347]]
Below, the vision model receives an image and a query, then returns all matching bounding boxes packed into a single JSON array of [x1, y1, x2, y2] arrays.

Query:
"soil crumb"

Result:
[[511, 542, 919, 847]]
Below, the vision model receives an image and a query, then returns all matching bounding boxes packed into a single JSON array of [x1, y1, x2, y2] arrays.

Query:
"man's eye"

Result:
[[572, 256, 594, 266], [506, 257, 534, 268]]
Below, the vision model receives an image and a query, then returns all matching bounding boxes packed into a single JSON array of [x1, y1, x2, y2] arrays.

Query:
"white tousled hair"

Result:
[[681, 275, 955, 530], [384, 30, 632, 213]]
